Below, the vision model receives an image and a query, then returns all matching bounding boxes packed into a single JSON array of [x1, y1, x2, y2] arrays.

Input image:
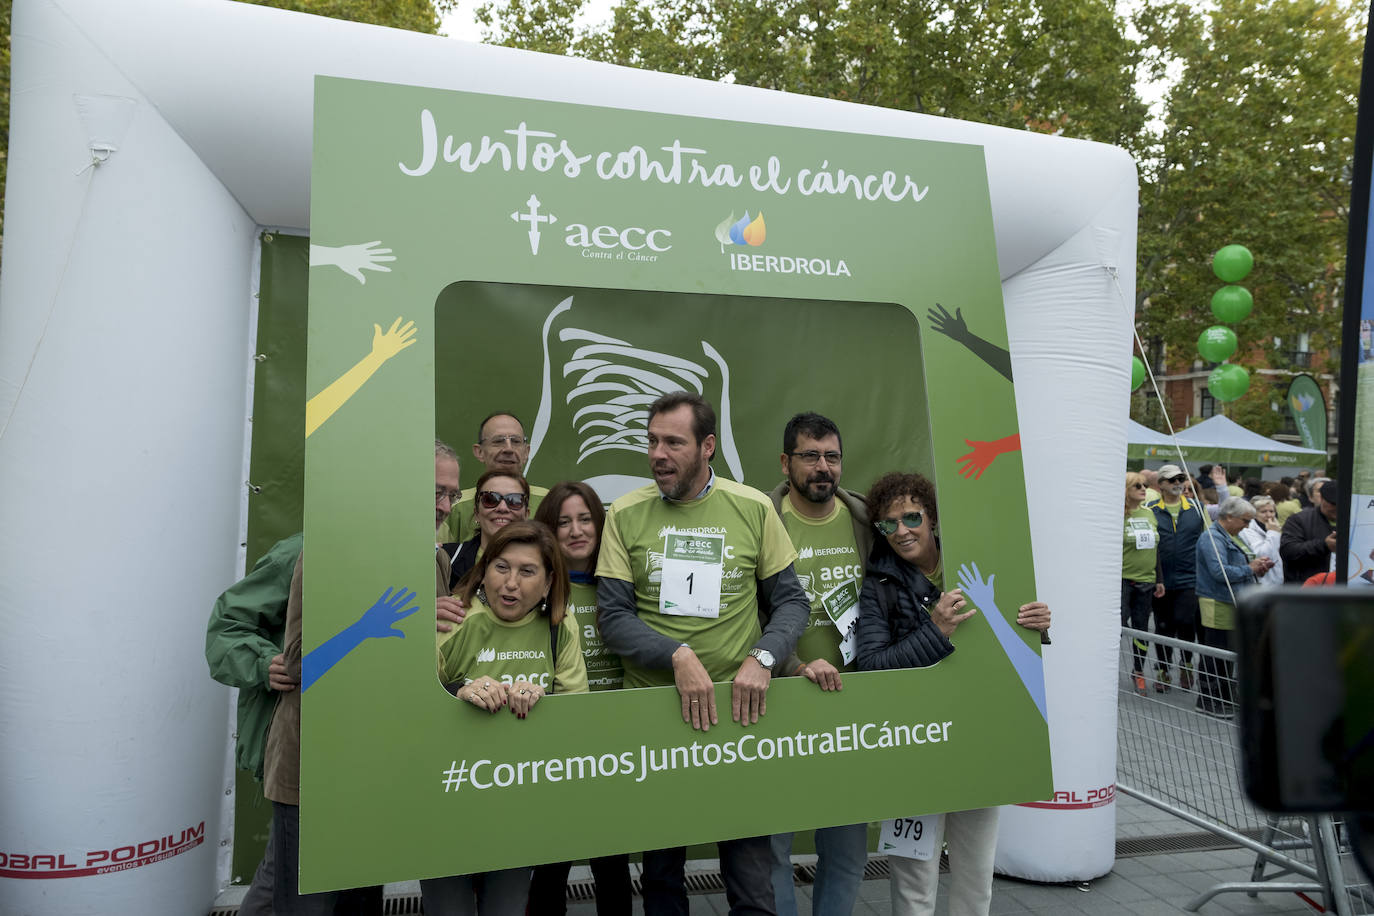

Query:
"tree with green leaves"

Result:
[[477, 0, 1363, 439], [481, 0, 1150, 150], [1131, 0, 1362, 435], [236, 0, 455, 33]]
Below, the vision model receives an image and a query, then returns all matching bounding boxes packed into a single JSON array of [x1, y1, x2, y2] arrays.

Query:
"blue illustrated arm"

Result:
[[301, 586, 419, 692], [955, 562, 1047, 721]]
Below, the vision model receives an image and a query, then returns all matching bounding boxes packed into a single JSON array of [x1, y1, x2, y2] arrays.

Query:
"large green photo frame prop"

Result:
[[302, 77, 1049, 892]]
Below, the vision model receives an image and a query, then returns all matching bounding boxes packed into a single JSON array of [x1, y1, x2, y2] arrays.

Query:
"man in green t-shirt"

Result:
[[597, 391, 809, 916], [765, 412, 872, 916], [439, 411, 548, 543]]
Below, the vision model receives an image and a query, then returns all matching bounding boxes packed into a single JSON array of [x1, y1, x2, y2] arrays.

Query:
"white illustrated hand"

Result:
[[309, 241, 396, 285]]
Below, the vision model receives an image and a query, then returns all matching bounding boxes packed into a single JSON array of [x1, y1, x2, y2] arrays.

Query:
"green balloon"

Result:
[[1211, 285, 1253, 323], [1131, 356, 1145, 391], [1197, 325, 1238, 362], [1207, 363, 1250, 402], [1213, 244, 1254, 282]]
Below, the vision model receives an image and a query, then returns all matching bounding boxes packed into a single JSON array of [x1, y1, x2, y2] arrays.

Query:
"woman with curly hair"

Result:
[[855, 471, 1049, 916]]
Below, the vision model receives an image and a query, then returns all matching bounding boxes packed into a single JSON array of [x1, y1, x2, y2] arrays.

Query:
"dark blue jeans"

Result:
[[271, 802, 381, 916]]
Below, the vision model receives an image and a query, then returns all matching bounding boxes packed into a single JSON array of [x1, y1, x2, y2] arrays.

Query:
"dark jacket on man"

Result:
[[1279, 505, 1334, 583], [1147, 495, 1207, 589]]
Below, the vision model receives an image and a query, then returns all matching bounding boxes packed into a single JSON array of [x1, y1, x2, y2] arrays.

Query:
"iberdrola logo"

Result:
[[714, 211, 766, 252], [1290, 392, 1316, 413], [714, 208, 851, 278]]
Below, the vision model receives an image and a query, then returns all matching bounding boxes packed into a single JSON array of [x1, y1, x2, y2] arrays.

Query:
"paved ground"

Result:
[[214, 639, 1372, 914]]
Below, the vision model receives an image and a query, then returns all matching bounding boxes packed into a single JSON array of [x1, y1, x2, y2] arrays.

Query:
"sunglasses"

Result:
[[874, 511, 924, 536], [478, 490, 527, 510], [1167, 476, 1188, 483]]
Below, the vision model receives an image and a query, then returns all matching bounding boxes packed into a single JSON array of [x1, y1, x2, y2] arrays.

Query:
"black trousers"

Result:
[[642, 837, 776, 916], [1151, 586, 1197, 668], [529, 855, 633, 916]]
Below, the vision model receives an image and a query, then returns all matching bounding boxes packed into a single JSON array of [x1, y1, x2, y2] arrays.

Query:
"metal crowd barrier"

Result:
[[1117, 626, 1373, 914]]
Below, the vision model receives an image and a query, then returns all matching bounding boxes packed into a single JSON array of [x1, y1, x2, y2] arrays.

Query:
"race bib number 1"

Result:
[[878, 814, 940, 861], [820, 579, 860, 665], [659, 532, 724, 618]]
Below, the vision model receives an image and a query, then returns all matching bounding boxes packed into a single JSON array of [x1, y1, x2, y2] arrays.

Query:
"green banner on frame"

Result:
[[301, 77, 1049, 892]]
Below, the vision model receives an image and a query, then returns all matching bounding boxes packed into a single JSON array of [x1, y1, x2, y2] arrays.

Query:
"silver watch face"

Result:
[[752, 648, 775, 668]]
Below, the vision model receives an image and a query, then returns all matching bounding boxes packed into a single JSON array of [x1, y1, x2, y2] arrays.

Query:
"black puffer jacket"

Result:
[[854, 540, 955, 671]]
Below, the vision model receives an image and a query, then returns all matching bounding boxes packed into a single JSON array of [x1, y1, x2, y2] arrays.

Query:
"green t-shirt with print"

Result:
[[781, 499, 861, 671], [1122, 507, 1159, 583], [441, 484, 549, 544], [569, 579, 624, 691], [438, 597, 588, 695], [597, 478, 798, 687]]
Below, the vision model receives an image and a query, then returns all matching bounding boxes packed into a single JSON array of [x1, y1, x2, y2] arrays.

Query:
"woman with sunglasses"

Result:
[[855, 471, 1049, 916], [527, 481, 632, 916], [425, 520, 588, 916], [447, 469, 532, 591], [1123, 472, 1163, 694]]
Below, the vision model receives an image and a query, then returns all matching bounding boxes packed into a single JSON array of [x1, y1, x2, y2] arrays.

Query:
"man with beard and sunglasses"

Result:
[[765, 412, 872, 916], [597, 391, 809, 916]]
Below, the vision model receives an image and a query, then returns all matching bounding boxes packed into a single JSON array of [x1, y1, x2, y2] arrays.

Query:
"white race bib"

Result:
[[1127, 517, 1156, 550], [878, 814, 940, 860], [659, 531, 724, 618], [820, 579, 860, 665]]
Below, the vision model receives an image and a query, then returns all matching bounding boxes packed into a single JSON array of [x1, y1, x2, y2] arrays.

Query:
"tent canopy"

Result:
[[1127, 414, 1326, 467]]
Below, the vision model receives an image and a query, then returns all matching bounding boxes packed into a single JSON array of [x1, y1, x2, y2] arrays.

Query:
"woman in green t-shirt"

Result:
[[528, 481, 632, 916], [425, 520, 587, 916], [1122, 472, 1163, 694]]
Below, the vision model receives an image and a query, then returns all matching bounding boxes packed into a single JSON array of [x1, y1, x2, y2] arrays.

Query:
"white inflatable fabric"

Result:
[[0, 0, 1135, 911]]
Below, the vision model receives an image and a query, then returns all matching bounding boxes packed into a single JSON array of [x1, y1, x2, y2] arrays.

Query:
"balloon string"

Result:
[[1108, 269, 1239, 607]]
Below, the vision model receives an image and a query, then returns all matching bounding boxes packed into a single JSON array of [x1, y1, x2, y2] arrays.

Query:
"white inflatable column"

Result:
[[0, 0, 256, 912], [996, 174, 1139, 881]]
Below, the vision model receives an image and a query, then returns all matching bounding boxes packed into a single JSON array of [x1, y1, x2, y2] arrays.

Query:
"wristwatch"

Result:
[[748, 648, 776, 670]]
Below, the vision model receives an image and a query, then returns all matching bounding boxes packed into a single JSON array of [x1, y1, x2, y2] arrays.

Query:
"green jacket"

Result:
[[205, 532, 301, 781]]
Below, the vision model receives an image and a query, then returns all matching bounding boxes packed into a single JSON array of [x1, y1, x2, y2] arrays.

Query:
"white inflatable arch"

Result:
[[0, 0, 1136, 911]]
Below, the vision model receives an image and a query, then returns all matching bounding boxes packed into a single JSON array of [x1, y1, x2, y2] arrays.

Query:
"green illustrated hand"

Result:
[[926, 302, 972, 344], [309, 240, 397, 285], [305, 317, 418, 438], [926, 302, 1013, 383]]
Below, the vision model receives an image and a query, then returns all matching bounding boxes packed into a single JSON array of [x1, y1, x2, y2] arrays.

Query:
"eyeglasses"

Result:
[[1130, 483, 1147, 489], [789, 450, 843, 465], [874, 511, 924, 536], [478, 490, 527, 510], [435, 487, 461, 505], [480, 435, 528, 448], [1167, 476, 1188, 483]]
